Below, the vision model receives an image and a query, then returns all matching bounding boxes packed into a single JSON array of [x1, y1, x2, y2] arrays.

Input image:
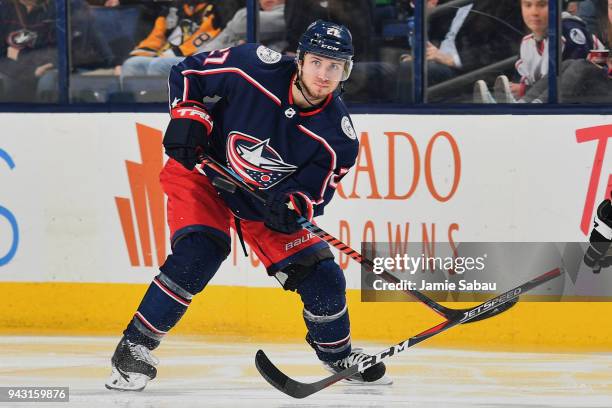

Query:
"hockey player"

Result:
[[106, 20, 392, 391]]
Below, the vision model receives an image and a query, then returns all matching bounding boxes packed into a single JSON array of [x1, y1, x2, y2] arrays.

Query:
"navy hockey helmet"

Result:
[[297, 20, 354, 81]]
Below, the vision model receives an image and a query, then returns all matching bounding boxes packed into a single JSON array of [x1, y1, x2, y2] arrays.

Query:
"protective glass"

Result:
[[300, 53, 353, 82]]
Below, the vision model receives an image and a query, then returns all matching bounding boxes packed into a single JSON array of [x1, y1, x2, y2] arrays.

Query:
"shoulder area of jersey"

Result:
[[305, 104, 358, 146], [338, 114, 358, 142], [318, 97, 357, 142], [319, 105, 358, 143], [234, 43, 291, 66]]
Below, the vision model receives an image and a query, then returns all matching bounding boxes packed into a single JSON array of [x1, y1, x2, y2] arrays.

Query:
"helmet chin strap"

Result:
[[294, 69, 319, 108]]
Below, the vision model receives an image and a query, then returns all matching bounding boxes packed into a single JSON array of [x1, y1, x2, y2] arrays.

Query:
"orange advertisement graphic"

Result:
[[115, 123, 166, 267]]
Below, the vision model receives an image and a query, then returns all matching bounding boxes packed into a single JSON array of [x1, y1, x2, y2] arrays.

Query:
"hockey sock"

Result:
[[297, 259, 351, 362], [124, 232, 226, 349]]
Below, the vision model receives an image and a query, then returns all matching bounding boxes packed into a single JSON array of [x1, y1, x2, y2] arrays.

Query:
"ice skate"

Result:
[[322, 348, 393, 385], [105, 336, 159, 391]]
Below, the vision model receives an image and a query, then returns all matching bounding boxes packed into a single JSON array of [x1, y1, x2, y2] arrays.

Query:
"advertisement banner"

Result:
[[0, 114, 610, 290]]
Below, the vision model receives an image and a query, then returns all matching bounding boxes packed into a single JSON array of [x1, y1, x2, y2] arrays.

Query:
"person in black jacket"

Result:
[[397, 0, 524, 103], [0, 0, 56, 101]]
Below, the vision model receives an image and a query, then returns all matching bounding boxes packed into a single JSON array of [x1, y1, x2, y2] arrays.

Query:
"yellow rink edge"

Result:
[[1, 281, 610, 352]]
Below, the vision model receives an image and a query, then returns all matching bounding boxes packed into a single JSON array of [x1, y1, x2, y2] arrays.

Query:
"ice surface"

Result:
[[0, 335, 610, 407]]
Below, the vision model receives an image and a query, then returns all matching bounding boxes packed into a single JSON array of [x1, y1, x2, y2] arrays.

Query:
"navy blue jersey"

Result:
[[168, 43, 359, 221]]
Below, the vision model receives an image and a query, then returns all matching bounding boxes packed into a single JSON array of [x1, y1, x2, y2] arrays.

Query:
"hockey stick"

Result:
[[255, 267, 562, 398], [196, 156, 516, 322]]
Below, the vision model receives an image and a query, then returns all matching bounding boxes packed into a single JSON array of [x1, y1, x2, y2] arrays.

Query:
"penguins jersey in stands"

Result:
[[168, 43, 359, 221], [515, 13, 604, 86]]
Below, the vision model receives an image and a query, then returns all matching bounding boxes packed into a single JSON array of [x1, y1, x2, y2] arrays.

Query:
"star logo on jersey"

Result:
[[226, 132, 297, 189], [171, 97, 181, 108]]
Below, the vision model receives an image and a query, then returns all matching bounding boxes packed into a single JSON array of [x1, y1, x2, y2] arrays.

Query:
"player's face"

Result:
[[521, 0, 548, 39], [299, 53, 345, 99]]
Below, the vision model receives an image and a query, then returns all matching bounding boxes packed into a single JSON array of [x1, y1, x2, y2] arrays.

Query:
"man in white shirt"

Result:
[[397, 1, 474, 102]]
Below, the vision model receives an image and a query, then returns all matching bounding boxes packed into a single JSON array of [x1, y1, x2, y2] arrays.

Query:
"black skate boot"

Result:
[[322, 348, 393, 385], [105, 336, 159, 391]]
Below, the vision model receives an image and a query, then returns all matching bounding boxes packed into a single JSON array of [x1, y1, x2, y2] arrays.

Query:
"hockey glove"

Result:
[[264, 190, 314, 235], [163, 102, 213, 170], [583, 198, 612, 272]]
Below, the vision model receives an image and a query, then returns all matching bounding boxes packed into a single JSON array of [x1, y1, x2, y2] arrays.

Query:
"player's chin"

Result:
[[312, 83, 336, 97]]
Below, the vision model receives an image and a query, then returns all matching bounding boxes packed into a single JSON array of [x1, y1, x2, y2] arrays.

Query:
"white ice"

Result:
[[0, 335, 611, 407]]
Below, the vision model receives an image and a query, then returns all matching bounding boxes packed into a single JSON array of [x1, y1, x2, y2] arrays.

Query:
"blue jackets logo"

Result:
[[226, 132, 297, 189]]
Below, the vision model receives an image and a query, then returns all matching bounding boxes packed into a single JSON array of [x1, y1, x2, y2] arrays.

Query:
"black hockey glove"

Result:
[[583, 197, 612, 273], [163, 102, 213, 170], [264, 190, 314, 235]]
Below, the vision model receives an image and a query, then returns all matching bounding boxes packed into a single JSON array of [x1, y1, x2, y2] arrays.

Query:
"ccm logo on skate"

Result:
[[285, 232, 315, 251], [0, 148, 19, 267], [463, 288, 522, 321]]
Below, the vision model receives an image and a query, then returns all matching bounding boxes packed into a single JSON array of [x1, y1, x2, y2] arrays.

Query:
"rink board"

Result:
[[0, 113, 611, 349], [1, 281, 612, 352]]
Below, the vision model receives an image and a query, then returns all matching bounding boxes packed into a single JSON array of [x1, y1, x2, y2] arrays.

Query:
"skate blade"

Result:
[[105, 367, 151, 392]]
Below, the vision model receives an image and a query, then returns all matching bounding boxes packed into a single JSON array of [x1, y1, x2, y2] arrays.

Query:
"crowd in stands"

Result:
[[473, 0, 610, 104], [0, 0, 609, 104]]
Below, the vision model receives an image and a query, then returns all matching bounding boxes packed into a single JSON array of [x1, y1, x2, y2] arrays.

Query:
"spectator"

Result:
[[578, 0, 611, 45], [577, 0, 602, 37], [397, 0, 473, 102], [130, 0, 286, 79], [474, 0, 604, 103], [560, 0, 612, 102], [0, 0, 56, 102], [35, 0, 119, 101], [397, 0, 524, 103], [566, 1, 580, 15], [119, 1, 221, 78], [195, 0, 285, 52], [71, 0, 116, 70]]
